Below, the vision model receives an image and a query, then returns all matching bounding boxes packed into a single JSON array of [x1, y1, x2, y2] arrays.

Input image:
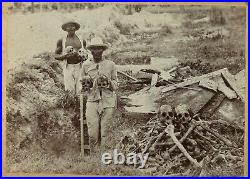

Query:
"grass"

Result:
[[7, 150, 144, 176], [175, 7, 246, 75]]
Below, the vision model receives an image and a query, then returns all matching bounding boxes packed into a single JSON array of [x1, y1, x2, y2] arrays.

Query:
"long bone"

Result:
[[166, 124, 202, 168]]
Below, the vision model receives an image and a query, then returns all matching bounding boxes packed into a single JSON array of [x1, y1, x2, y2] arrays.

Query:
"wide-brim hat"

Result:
[[87, 37, 108, 51], [61, 20, 80, 31]]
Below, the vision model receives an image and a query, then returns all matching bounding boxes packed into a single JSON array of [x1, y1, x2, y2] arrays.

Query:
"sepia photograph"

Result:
[[2, 2, 247, 176]]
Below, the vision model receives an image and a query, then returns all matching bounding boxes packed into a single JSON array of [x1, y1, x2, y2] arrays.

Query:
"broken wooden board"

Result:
[[125, 86, 165, 113], [214, 98, 245, 124], [117, 70, 138, 81], [162, 68, 228, 93], [151, 73, 158, 87], [221, 70, 244, 101], [234, 70, 246, 101], [156, 84, 215, 114], [199, 79, 218, 92], [197, 92, 226, 118]]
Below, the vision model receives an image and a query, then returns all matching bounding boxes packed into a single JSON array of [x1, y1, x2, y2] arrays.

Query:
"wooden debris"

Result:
[[221, 70, 244, 101], [118, 70, 138, 81], [197, 92, 226, 118], [162, 68, 228, 93], [167, 80, 202, 91]]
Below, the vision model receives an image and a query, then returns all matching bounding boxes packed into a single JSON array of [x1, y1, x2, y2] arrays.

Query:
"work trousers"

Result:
[[85, 101, 115, 151], [63, 63, 82, 94]]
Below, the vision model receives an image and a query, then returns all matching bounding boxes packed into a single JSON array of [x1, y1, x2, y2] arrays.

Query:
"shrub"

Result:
[[209, 7, 226, 25], [160, 25, 172, 36], [114, 20, 131, 35]]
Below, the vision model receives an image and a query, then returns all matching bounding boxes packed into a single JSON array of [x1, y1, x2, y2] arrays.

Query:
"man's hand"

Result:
[[54, 52, 78, 61], [54, 54, 66, 61]]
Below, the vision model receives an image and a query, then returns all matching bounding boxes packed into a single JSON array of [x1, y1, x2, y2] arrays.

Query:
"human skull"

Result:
[[158, 105, 174, 125], [78, 48, 88, 61], [175, 104, 191, 124], [64, 46, 75, 54], [81, 77, 93, 91], [97, 75, 109, 88]]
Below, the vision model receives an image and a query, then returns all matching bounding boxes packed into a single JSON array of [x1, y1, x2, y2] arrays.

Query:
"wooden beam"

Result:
[[221, 70, 244, 101], [118, 70, 138, 81], [162, 68, 228, 93]]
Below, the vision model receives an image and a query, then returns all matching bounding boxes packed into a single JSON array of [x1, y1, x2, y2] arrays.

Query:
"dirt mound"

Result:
[[6, 56, 83, 168]]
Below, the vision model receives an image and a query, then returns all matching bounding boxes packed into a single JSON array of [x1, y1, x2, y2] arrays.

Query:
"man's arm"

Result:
[[54, 39, 64, 60]]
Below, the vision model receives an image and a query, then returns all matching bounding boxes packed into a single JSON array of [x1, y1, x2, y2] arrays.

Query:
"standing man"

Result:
[[55, 20, 88, 94], [80, 37, 118, 151]]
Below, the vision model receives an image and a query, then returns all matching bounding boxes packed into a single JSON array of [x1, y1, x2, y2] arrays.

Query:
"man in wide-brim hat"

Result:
[[80, 36, 118, 151], [55, 20, 91, 94], [61, 20, 80, 32]]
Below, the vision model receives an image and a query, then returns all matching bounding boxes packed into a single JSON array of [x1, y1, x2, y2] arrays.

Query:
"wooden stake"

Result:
[[80, 93, 84, 155]]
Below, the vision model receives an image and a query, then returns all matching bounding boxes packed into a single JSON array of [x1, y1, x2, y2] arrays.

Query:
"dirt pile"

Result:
[[6, 56, 82, 166]]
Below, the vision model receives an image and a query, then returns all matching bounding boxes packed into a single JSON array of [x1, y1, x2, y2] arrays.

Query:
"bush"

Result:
[[56, 91, 80, 111], [160, 25, 172, 36], [13, 70, 39, 84], [209, 7, 226, 25], [114, 20, 132, 35]]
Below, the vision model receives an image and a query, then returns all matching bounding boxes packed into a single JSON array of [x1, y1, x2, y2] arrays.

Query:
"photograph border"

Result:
[[1, 1, 248, 177]]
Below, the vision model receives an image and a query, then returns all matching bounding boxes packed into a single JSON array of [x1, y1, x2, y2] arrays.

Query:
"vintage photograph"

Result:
[[3, 2, 247, 176]]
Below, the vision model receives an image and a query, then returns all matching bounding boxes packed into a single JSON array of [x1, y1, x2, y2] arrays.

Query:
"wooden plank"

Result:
[[198, 92, 226, 118], [167, 80, 202, 91], [150, 73, 158, 87], [162, 68, 228, 93], [221, 70, 244, 101], [118, 70, 138, 81]]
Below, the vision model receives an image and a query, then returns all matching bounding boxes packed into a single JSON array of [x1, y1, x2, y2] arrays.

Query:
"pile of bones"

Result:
[[117, 104, 244, 175]]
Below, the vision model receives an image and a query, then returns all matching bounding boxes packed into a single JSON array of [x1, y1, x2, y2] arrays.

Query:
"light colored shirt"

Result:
[[81, 59, 118, 108]]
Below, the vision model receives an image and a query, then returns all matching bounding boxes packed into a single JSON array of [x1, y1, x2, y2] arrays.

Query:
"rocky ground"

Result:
[[5, 5, 246, 176]]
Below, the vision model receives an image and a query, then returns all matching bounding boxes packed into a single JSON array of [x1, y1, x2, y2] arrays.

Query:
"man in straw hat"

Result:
[[80, 36, 118, 151], [55, 20, 90, 94]]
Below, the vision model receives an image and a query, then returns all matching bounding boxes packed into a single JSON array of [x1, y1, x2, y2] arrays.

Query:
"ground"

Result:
[[5, 5, 246, 176]]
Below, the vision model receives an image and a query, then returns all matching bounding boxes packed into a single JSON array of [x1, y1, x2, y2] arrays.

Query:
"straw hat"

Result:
[[61, 20, 80, 31], [87, 37, 108, 51]]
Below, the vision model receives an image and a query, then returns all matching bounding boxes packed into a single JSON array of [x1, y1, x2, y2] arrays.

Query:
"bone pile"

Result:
[[117, 104, 243, 175]]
